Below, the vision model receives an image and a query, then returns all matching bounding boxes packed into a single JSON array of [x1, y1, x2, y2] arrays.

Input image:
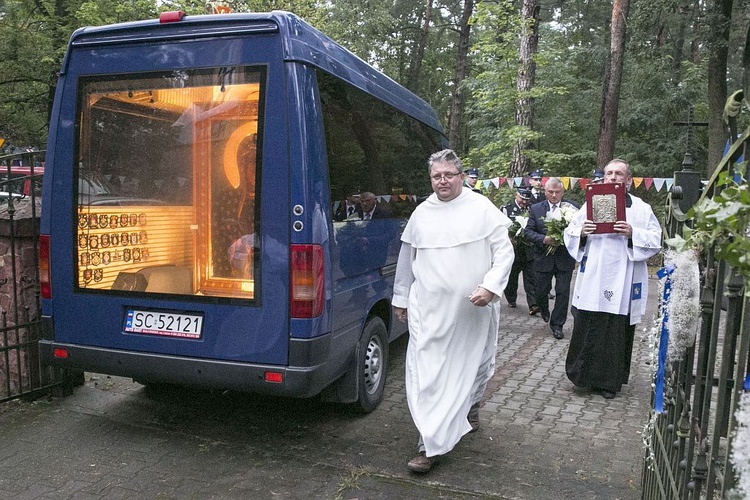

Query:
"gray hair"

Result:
[[604, 158, 631, 176], [545, 176, 564, 189], [428, 149, 463, 174]]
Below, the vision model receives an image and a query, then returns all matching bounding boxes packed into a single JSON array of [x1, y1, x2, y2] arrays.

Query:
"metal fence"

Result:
[[641, 92, 750, 497], [0, 150, 69, 403]]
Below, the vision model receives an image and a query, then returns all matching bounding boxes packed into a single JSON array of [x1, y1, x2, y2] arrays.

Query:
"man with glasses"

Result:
[[392, 149, 514, 473]]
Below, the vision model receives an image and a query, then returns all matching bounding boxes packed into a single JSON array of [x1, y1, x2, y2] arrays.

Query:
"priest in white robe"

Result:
[[393, 149, 514, 473], [563, 159, 661, 399]]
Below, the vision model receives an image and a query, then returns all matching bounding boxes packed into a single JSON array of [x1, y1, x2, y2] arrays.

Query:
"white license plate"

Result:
[[124, 309, 203, 339]]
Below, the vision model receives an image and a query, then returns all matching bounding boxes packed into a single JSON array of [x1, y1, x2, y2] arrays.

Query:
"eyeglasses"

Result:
[[430, 171, 462, 182]]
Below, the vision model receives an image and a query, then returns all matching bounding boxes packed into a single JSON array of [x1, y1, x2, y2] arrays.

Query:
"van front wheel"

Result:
[[356, 317, 389, 413]]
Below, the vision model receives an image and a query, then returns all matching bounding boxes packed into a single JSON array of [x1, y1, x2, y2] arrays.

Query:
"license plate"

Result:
[[124, 309, 203, 339]]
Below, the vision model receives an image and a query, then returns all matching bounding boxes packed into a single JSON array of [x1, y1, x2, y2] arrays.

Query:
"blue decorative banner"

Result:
[[654, 265, 675, 413]]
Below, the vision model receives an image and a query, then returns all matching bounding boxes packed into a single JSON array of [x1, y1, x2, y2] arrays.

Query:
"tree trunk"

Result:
[[706, 0, 733, 175], [596, 0, 630, 168], [509, 0, 541, 178], [448, 0, 474, 153], [408, 0, 433, 93]]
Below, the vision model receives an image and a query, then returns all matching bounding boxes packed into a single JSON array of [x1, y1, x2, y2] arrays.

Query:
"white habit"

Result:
[[563, 194, 661, 324], [393, 188, 514, 457]]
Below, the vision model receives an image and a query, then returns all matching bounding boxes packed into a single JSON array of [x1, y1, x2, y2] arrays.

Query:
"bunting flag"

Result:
[[470, 175, 687, 193]]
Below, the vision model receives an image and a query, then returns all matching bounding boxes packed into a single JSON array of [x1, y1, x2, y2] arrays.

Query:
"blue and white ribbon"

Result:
[[654, 264, 675, 413]]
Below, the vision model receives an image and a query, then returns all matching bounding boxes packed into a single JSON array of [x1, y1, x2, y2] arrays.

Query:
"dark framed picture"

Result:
[[586, 182, 626, 234]]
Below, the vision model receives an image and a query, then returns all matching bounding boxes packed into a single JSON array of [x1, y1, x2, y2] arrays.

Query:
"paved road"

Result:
[[0, 278, 659, 499]]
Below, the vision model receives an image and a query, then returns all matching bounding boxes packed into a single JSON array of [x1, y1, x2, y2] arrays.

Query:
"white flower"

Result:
[[516, 215, 528, 229]]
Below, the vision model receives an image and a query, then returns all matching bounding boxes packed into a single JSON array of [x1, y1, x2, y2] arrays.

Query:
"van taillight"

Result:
[[290, 244, 324, 318], [38, 234, 51, 299]]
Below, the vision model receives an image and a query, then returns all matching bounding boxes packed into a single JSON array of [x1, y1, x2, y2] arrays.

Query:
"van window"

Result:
[[318, 71, 440, 221], [75, 67, 265, 299]]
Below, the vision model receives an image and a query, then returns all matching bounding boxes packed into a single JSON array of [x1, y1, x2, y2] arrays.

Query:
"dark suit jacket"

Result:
[[363, 204, 392, 220], [524, 199, 579, 272], [334, 202, 363, 221]]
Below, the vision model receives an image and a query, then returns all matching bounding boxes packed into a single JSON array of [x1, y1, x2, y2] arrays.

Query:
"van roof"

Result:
[[62, 11, 445, 135]]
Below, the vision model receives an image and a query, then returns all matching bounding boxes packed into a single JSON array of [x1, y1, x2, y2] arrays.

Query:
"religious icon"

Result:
[[93, 269, 103, 282], [101, 233, 110, 248]]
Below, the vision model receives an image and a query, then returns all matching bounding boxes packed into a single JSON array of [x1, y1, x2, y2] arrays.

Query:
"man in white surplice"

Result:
[[563, 159, 661, 400], [393, 149, 514, 473]]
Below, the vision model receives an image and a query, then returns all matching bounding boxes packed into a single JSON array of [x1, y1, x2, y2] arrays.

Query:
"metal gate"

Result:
[[641, 88, 750, 496], [0, 150, 67, 403]]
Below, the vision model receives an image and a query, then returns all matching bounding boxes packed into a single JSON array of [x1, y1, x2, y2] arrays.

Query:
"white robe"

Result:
[[563, 194, 661, 325], [393, 188, 514, 456]]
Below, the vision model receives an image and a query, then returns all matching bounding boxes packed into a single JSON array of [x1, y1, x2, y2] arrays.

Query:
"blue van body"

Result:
[[39, 11, 446, 411]]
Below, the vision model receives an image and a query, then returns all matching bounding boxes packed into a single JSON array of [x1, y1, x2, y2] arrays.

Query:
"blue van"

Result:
[[39, 11, 446, 412]]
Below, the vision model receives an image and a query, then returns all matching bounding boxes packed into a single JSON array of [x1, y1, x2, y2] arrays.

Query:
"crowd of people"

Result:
[[391, 149, 662, 473]]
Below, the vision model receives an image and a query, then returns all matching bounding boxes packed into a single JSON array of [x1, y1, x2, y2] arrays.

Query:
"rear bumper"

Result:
[[39, 333, 334, 399]]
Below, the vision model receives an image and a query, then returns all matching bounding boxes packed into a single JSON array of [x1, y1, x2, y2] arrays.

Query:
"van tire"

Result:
[[355, 316, 389, 413]]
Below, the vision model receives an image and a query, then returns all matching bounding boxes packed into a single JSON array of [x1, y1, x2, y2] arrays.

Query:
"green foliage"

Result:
[[668, 170, 750, 293]]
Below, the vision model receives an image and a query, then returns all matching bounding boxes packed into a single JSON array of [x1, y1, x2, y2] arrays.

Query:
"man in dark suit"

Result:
[[524, 177, 579, 339], [500, 187, 537, 314], [527, 169, 545, 205], [359, 191, 392, 220], [334, 192, 362, 221]]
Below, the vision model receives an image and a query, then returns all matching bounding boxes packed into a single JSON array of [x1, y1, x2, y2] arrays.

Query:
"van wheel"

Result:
[[355, 317, 389, 413]]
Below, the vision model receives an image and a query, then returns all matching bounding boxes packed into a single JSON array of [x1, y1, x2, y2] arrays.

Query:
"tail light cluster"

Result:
[[290, 244, 324, 318], [38, 234, 51, 299]]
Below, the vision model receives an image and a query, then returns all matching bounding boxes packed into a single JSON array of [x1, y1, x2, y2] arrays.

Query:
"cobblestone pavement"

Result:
[[0, 278, 659, 499]]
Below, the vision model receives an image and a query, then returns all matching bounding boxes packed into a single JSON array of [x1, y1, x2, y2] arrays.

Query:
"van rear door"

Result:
[[43, 20, 292, 368]]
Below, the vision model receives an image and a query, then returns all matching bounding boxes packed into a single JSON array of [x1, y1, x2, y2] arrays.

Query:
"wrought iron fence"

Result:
[[641, 91, 750, 497], [0, 150, 70, 403]]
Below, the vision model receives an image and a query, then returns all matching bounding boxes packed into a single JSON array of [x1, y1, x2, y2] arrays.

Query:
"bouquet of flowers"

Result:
[[508, 215, 529, 247], [542, 203, 578, 255]]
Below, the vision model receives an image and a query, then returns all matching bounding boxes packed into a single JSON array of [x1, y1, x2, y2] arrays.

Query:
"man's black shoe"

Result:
[[529, 305, 539, 316], [552, 328, 564, 340], [507, 302, 517, 308], [541, 311, 550, 322], [601, 390, 616, 399]]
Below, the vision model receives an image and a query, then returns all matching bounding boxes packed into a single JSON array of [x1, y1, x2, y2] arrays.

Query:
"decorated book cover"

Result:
[[585, 182, 626, 234]]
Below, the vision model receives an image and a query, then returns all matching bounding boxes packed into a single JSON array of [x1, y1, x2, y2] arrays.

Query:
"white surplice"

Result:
[[563, 194, 661, 325], [392, 188, 514, 457]]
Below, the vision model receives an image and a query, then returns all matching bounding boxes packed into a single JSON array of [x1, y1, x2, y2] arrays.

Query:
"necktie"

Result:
[[347, 206, 354, 216], [364, 212, 371, 220], [551, 204, 558, 212]]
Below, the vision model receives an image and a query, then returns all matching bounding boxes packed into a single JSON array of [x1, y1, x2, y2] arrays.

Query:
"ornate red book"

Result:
[[585, 182, 626, 234]]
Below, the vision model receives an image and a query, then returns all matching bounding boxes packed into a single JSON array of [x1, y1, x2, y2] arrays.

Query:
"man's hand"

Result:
[[468, 286, 494, 307], [613, 220, 632, 238], [580, 220, 597, 237], [543, 235, 559, 246], [394, 307, 407, 322]]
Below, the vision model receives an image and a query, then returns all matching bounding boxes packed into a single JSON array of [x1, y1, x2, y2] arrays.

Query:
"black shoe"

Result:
[[552, 328, 564, 340], [601, 390, 616, 399], [541, 311, 550, 322], [507, 302, 517, 308], [529, 305, 539, 316]]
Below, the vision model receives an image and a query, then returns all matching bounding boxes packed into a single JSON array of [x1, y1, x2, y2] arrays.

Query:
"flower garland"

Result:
[[662, 248, 701, 362], [642, 248, 700, 465]]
